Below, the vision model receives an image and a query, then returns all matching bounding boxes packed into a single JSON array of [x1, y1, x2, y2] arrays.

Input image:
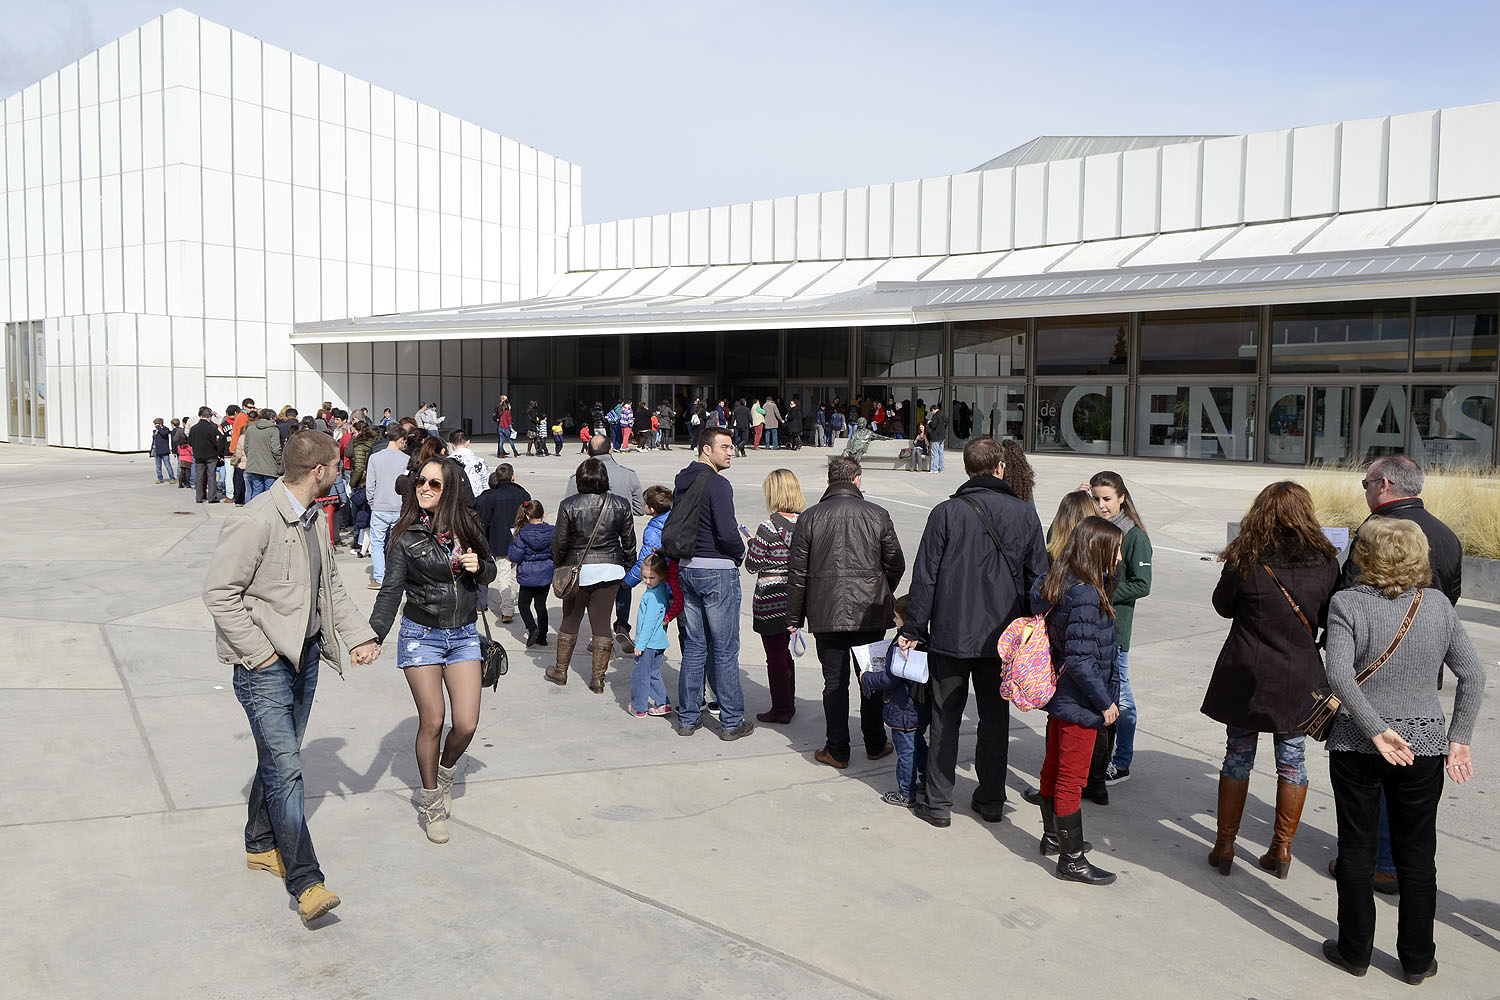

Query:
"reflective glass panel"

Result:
[[1135, 384, 1256, 460], [1139, 307, 1258, 375], [554, 335, 619, 378], [949, 384, 1024, 447], [1412, 295, 1499, 374], [1271, 299, 1410, 374], [1034, 383, 1124, 455], [507, 337, 549, 376], [628, 332, 716, 372], [1411, 383, 1496, 468], [786, 329, 850, 379], [1266, 387, 1307, 464], [1313, 387, 1354, 465], [861, 324, 943, 378], [722, 330, 779, 379], [1035, 314, 1128, 376], [952, 319, 1026, 377], [1358, 384, 1408, 459]]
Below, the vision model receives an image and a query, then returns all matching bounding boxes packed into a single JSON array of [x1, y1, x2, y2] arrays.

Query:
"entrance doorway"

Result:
[[5, 321, 46, 444], [632, 375, 714, 445]]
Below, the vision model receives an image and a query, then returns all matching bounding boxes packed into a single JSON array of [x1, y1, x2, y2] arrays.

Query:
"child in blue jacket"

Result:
[[859, 595, 929, 807], [506, 501, 555, 647], [630, 554, 673, 717]]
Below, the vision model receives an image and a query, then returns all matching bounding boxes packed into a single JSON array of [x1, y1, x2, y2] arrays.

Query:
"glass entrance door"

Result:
[[632, 375, 714, 445], [5, 321, 46, 445]]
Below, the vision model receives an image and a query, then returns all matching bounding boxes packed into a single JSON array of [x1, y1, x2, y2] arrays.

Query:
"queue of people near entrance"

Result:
[[491, 392, 951, 466], [204, 416, 1480, 987]]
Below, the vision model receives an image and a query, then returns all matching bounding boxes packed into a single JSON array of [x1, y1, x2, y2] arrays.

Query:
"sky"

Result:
[[3, 0, 1497, 224]]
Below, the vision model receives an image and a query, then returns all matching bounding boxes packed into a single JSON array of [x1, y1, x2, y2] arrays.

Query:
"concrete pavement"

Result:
[[1, 440, 1496, 999]]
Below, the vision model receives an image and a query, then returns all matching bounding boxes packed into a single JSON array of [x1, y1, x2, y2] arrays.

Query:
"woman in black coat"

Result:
[[1202, 481, 1339, 877], [548, 458, 636, 692]]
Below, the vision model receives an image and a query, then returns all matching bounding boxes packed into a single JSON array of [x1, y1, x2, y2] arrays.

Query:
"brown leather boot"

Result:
[[1259, 780, 1308, 879], [547, 632, 577, 685], [588, 635, 612, 693], [1208, 774, 1250, 875]]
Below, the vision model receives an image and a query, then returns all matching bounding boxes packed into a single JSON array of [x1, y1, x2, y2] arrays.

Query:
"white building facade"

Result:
[[4, 8, 1499, 468], [1, 9, 578, 451]]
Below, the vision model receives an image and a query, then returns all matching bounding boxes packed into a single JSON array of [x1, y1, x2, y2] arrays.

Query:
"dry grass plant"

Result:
[[1299, 464, 1500, 560]]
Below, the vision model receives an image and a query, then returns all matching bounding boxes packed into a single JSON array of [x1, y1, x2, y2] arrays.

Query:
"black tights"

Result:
[[560, 581, 619, 640], [517, 585, 549, 635]]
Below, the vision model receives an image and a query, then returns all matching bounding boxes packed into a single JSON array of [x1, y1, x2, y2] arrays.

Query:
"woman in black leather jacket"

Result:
[[549, 457, 636, 692], [370, 457, 496, 845]]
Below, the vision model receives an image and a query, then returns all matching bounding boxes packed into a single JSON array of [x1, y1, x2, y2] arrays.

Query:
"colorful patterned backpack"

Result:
[[996, 614, 1058, 711]]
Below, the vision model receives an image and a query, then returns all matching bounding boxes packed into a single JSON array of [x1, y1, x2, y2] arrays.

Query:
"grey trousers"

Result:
[[921, 652, 1010, 818]]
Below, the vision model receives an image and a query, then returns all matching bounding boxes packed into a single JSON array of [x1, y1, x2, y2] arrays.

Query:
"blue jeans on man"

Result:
[[246, 472, 277, 501], [766, 428, 779, 449], [676, 567, 745, 730], [931, 440, 945, 472], [1111, 649, 1136, 770], [153, 454, 176, 482], [369, 509, 400, 583], [233, 638, 323, 898]]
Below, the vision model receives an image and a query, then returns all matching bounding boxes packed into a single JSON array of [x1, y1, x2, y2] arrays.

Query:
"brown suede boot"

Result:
[[589, 635, 612, 693], [547, 632, 577, 685], [1208, 774, 1250, 875], [1259, 780, 1308, 879]]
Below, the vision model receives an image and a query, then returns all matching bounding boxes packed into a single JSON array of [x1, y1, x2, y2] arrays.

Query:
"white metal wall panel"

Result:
[[750, 199, 773, 262], [1159, 141, 1202, 232], [773, 196, 796, 262], [867, 183, 892, 258], [708, 205, 730, 265], [978, 167, 1013, 252], [1013, 163, 1046, 248], [1080, 152, 1120, 242], [919, 175, 949, 256], [1045, 158, 1083, 246], [1242, 129, 1290, 222], [1339, 116, 1388, 212], [892, 180, 920, 257], [819, 190, 845, 260], [1386, 109, 1438, 206], [1437, 102, 1500, 202], [1199, 135, 1244, 228], [948, 172, 980, 254], [796, 192, 820, 259], [1289, 123, 1339, 217], [688, 208, 710, 266], [844, 186, 869, 259]]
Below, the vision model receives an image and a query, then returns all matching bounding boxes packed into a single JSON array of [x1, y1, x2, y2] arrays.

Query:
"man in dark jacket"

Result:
[[783, 398, 804, 451], [188, 406, 227, 503], [898, 436, 1049, 827], [732, 399, 752, 457], [925, 403, 949, 474], [786, 456, 905, 768], [1339, 454, 1461, 603], [671, 427, 753, 741], [476, 464, 531, 623]]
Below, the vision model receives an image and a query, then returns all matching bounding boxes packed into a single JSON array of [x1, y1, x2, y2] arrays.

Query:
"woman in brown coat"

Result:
[[1202, 481, 1339, 877]]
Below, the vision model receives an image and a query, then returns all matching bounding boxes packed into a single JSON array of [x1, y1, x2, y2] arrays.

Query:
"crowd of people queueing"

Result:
[[199, 413, 1482, 987]]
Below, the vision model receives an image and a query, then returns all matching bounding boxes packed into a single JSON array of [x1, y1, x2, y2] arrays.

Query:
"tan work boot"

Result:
[[1259, 780, 1308, 878], [589, 635, 612, 693], [297, 883, 340, 924], [1208, 774, 1250, 875], [436, 760, 459, 814], [547, 632, 578, 685], [246, 847, 286, 877], [419, 786, 449, 844]]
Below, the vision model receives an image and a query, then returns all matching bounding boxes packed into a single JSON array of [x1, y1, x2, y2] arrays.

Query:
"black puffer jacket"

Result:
[[786, 482, 904, 632], [1031, 575, 1119, 729], [900, 476, 1049, 658], [552, 492, 636, 570], [1339, 498, 1462, 605], [369, 519, 497, 642]]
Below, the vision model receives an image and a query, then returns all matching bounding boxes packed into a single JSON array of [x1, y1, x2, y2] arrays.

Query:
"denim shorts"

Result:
[[396, 617, 483, 669]]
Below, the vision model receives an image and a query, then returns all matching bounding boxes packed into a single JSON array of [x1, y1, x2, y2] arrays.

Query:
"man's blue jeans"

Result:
[[233, 638, 323, 898], [369, 509, 400, 584], [677, 567, 745, 730], [246, 472, 276, 501], [153, 454, 175, 481], [931, 441, 945, 472], [766, 428, 779, 449], [1111, 648, 1136, 769]]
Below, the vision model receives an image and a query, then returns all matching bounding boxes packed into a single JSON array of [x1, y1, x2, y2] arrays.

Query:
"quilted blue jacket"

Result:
[[622, 512, 668, 588], [1030, 575, 1120, 728], [507, 522, 556, 589]]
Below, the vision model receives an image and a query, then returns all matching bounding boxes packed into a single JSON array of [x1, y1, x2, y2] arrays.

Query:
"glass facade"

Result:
[[503, 294, 1500, 468]]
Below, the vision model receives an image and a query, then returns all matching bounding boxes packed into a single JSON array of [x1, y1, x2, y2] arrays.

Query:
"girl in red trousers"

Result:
[[1029, 516, 1124, 885]]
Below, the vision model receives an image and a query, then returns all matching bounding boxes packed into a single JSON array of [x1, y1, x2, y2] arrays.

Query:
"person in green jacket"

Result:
[[1085, 471, 1152, 787]]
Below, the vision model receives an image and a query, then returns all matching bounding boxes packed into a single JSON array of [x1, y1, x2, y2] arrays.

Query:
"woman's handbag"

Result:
[[551, 502, 608, 600], [1296, 590, 1423, 741], [478, 613, 508, 690]]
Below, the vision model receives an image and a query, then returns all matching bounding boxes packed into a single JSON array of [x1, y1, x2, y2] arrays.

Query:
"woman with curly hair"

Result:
[[998, 438, 1034, 505], [1201, 481, 1338, 877]]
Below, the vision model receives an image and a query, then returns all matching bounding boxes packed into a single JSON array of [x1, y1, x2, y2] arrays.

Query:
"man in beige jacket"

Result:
[[203, 430, 380, 925]]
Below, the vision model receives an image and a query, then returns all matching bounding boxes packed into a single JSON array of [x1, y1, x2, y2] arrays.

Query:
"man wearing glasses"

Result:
[[1340, 455, 1462, 603], [204, 430, 381, 924]]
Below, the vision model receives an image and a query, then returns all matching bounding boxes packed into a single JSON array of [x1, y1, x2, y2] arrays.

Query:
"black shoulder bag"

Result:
[[958, 494, 1025, 610], [478, 612, 508, 690]]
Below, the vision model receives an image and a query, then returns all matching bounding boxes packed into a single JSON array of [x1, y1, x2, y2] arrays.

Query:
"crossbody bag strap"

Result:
[[1263, 565, 1316, 638], [579, 497, 609, 561], [1352, 590, 1424, 686], [958, 494, 1022, 598]]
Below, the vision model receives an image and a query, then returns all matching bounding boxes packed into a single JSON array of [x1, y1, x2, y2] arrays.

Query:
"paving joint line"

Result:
[[98, 625, 177, 812]]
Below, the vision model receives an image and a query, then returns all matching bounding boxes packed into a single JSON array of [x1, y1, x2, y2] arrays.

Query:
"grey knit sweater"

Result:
[[1324, 585, 1485, 755]]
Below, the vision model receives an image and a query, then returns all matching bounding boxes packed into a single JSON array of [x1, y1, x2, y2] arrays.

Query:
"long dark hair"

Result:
[[999, 439, 1034, 504], [1041, 516, 1124, 620], [390, 459, 489, 558], [1220, 481, 1336, 578], [1089, 470, 1148, 540]]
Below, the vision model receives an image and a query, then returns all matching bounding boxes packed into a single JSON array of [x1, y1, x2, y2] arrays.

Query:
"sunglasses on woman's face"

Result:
[[414, 476, 444, 492]]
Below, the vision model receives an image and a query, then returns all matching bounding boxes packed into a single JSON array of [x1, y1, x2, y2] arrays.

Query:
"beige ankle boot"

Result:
[[418, 786, 449, 844], [436, 761, 459, 814]]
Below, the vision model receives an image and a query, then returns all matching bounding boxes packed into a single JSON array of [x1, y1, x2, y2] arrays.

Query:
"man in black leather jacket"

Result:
[[898, 436, 1049, 827], [1339, 454, 1462, 604], [786, 456, 905, 769]]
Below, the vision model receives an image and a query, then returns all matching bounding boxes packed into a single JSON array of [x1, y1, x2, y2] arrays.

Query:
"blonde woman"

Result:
[[1321, 518, 1483, 984], [743, 469, 807, 723]]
